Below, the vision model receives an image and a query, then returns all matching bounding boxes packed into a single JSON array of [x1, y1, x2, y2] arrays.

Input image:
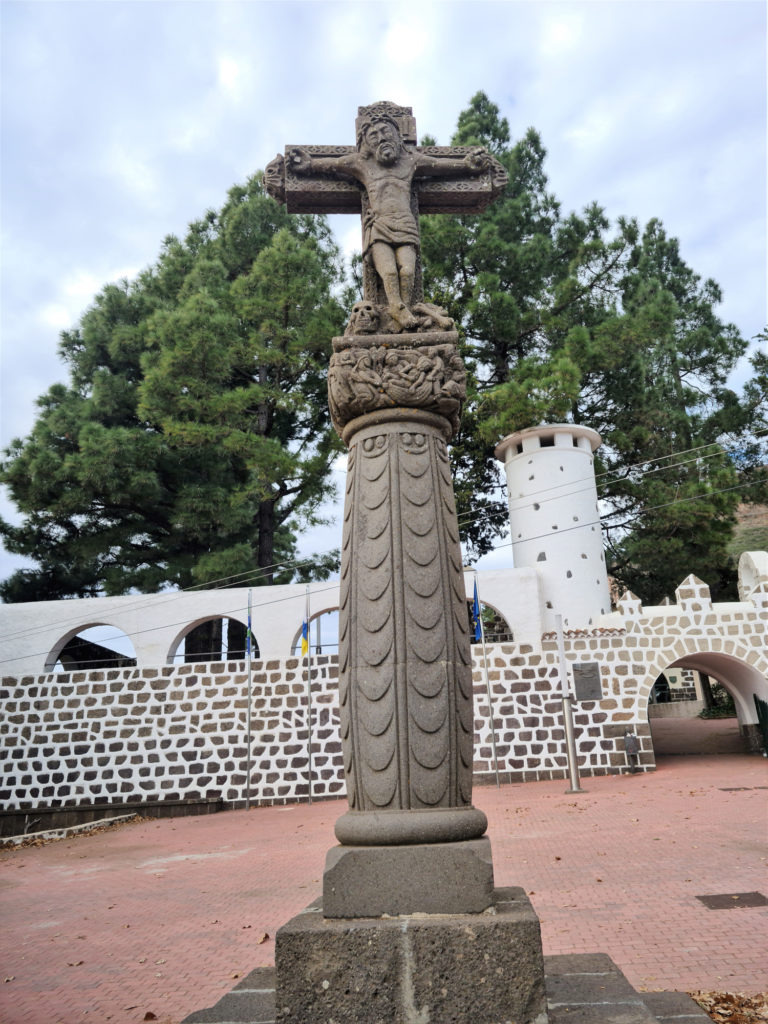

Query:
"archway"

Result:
[[291, 609, 339, 657], [46, 624, 137, 672], [465, 599, 514, 643], [645, 648, 768, 757], [168, 616, 257, 664]]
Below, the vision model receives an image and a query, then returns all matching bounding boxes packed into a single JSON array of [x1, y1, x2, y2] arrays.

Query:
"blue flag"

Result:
[[246, 615, 255, 657], [472, 579, 482, 642], [301, 619, 309, 656]]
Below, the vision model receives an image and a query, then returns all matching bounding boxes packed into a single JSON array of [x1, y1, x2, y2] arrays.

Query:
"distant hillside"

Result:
[[728, 502, 768, 560]]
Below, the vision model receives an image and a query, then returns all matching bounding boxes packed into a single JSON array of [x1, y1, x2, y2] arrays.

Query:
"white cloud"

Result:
[[103, 142, 160, 205], [1, 0, 765, 589], [538, 9, 585, 57], [37, 267, 140, 333], [382, 9, 433, 65], [38, 303, 80, 332], [217, 53, 247, 101], [563, 106, 615, 150]]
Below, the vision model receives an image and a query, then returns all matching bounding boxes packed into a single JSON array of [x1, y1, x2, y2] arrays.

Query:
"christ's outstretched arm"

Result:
[[286, 147, 362, 180], [413, 147, 491, 178]]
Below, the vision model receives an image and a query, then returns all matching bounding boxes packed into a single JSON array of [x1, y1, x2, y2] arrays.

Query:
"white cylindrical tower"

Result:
[[495, 424, 611, 632]]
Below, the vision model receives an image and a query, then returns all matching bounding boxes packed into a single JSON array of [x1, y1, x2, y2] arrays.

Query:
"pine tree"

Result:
[[421, 93, 766, 597], [0, 175, 346, 600]]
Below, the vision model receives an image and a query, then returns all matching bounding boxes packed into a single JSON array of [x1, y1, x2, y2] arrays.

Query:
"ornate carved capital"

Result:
[[328, 332, 466, 437]]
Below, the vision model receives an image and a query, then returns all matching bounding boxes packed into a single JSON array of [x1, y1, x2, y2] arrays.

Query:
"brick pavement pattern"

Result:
[[1, 749, 766, 1024]]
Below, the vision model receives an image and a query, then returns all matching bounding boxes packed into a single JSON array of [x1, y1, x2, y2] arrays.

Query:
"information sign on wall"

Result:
[[572, 662, 603, 701]]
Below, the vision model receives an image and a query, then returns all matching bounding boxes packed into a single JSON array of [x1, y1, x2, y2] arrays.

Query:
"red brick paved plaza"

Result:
[[1, 736, 766, 1024]]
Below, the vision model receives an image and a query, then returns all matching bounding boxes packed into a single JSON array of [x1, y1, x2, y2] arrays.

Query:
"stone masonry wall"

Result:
[[2, 575, 766, 819], [1, 641, 652, 819], [472, 632, 653, 785], [0, 656, 344, 814]]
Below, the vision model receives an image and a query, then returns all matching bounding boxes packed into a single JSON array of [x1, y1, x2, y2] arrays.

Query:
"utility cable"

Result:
[[1, 439, 764, 647], [2, 469, 763, 669]]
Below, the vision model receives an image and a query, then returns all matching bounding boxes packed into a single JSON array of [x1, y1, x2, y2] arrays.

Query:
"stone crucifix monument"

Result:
[[265, 102, 548, 1024]]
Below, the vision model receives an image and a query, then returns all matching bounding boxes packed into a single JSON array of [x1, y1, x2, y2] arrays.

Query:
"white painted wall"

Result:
[[0, 569, 547, 675], [496, 424, 612, 631]]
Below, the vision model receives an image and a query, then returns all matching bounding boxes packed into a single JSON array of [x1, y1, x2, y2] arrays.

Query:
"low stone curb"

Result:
[[0, 813, 139, 848]]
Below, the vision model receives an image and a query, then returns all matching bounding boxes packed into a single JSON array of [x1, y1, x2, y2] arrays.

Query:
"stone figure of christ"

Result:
[[286, 113, 490, 330]]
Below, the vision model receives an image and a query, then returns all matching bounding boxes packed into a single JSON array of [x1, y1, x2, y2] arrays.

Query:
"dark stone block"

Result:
[[275, 887, 546, 1024], [233, 966, 276, 992], [547, 1004, 654, 1023], [544, 953, 656, 1024], [323, 837, 494, 917], [546, 968, 634, 1003], [642, 991, 712, 1021], [182, 972, 277, 1022]]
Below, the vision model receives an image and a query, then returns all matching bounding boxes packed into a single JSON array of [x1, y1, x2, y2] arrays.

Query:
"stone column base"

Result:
[[323, 836, 494, 918], [275, 886, 548, 1024]]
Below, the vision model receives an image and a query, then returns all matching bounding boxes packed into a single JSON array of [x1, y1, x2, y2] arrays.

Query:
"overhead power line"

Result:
[[0, 581, 343, 668], [1, 439, 764, 654]]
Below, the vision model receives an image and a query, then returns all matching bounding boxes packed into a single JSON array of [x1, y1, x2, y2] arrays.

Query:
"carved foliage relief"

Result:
[[338, 424, 473, 812], [328, 340, 466, 434]]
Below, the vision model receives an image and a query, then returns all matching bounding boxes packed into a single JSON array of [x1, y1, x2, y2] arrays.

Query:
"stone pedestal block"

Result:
[[323, 836, 494, 918], [275, 887, 548, 1024]]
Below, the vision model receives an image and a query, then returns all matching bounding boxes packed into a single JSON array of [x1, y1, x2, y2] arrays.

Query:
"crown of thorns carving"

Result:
[[356, 111, 402, 149]]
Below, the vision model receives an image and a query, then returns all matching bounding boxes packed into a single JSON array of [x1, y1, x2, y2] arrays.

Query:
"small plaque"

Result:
[[572, 662, 603, 701]]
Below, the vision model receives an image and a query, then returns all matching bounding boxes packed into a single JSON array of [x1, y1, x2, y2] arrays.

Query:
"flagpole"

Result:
[[556, 613, 584, 794], [475, 572, 500, 788], [305, 584, 313, 806], [246, 588, 253, 811]]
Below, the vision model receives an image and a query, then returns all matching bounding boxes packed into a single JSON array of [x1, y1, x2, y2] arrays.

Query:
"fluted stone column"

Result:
[[328, 331, 487, 851]]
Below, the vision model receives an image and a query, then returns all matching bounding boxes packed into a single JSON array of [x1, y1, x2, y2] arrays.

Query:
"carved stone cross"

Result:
[[269, 106, 549, 1024], [266, 102, 508, 909], [265, 100, 507, 333]]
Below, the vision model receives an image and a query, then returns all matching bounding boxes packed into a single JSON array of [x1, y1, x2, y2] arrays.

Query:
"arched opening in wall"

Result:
[[48, 625, 137, 672], [169, 617, 257, 664], [291, 609, 339, 657], [647, 652, 768, 758], [465, 600, 514, 643]]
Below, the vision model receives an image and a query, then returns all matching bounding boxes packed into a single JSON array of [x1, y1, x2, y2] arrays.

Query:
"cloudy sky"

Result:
[[1, 0, 766, 587]]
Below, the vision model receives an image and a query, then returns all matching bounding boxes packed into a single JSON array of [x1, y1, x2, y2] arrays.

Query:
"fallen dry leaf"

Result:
[[4, 977, 14, 983], [690, 990, 768, 1023], [143, 1014, 157, 1021], [66, 961, 84, 967], [257, 932, 270, 944]]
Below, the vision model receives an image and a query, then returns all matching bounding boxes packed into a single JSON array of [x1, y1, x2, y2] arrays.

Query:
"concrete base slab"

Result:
[[274, 886, 548, 1023], [641, 990, 712, 1022], [545, 953, 655, 1023], [182, 966, 276, 1023], [543, 954, 711, 1023], [182, 953, 714, 1024], [322, 836, 494, 917]]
